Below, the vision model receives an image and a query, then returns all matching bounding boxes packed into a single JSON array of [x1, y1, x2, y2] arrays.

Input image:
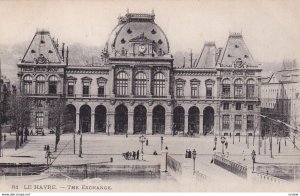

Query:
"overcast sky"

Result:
[[0, 0, 299, 65]]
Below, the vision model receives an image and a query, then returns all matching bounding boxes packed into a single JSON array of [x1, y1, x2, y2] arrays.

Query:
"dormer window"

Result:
[[121, 38, 126, 44], [40, 40, 45, 44], [127, 28, 132, 34], [158, 39, 163, 45], [48, 50, 53, 53], [228, 54, 232, 57], [151, 29, 156, 34], [244, 54, 248, 58], [235, 45, 239, 48], [31, 50, 36, 53]]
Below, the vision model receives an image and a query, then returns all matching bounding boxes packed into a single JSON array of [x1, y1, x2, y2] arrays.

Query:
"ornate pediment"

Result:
[[175, 78, 186, 83], [190, 78, 200, 84], [97, 77, 108, 84], [205, 79, 215, 84], [81, 76, 92, 81], [67, 76, 77, 81]]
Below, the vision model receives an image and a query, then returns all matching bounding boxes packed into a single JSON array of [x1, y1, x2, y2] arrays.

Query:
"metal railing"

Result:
[[213, 154, 247, 178]]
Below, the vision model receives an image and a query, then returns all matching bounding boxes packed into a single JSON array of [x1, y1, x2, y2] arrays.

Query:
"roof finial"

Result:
[[126, 8, 129, 14]]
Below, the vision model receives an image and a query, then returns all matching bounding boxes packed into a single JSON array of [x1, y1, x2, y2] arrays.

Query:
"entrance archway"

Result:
[[203, 106, 214, 135], [173, 106, 185, 135], [153, 105, 165, 134], [188, 106, 199, 134], [95, 105, 107, 132], [115, 105, 128, 134], [79, 105, 91, 133], [134, 105, 147, 134], [63, 104, 76, 133]]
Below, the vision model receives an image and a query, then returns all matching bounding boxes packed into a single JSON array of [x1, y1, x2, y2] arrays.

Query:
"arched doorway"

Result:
[[95, 105, 107, 133], [80, 105, 91, 133], [173, 106, 185, 135], [115, 105, 128, 134], [63, 104, 76, 133], [134, 105, 147, 134], [188, 106, 199, 134], [153, 105, 165, 134], [203, 106, 214, 135]]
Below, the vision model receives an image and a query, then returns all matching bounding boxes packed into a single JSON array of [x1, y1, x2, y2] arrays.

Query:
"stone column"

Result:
[[32, 80, 36, 94], [107, 112, 115, 135], [147, 70, 152, 96], [230, 114, 235, 136], [165, 112, 172, 135], [242, 114, 247, 136], [128, 112, 134, 134], [146, 112, 153, 135], [214, 114, 220, 136], [91, 112, 95, 133], [184, 114, 189, 134], [199, 114, 203, 135], [76, 112, 80, 133]]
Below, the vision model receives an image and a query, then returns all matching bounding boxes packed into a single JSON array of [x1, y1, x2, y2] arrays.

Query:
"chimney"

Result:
[[62, 43, 65, 61]]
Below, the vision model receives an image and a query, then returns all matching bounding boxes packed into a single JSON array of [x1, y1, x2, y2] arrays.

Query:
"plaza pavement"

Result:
[[0, 133, 299, 181]]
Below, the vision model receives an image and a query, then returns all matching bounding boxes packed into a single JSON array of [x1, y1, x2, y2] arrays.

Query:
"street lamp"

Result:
[[107, 120, 111, 136], [221, 136, 226, 154], [251, 150, 256, 173], [139, 135, 146, 161], [214, 136, 217, 150], [192, 149, 196, 175], [161, 136, 164, 151]]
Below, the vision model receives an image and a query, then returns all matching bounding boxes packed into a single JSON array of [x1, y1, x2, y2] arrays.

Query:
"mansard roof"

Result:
[[193, 42, 217, 68], [218, 33, 256, 67], [21, 30, 63, 64]]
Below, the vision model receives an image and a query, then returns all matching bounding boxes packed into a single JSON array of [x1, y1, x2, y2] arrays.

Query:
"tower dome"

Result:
[[106, 12, 170, 57]]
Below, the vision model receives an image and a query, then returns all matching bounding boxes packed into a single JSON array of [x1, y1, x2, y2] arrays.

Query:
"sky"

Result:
[[0, 0, 299, 80]]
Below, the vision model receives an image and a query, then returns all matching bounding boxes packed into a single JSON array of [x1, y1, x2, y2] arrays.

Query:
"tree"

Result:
[[8, 89, 33, 150], [48, 97, 66, 152]]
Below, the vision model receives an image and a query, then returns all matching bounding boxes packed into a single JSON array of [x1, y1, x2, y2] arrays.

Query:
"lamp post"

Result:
[[221, 136, 226, 154], [107, 120, 111, 136], [192, 149, 196, 175], [139, 135, 146, 161], [161, 136, 164, 151], [251, 150, 256, 173], [214, 136, 217, 150]]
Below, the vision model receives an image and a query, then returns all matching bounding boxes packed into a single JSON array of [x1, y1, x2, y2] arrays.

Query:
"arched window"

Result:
[[246, 79, 255, 98], [23, 75, 32, 94], [36, 75, 45, 95], [205, 79, 214, 99], [49, 75, 58, 95], [222, 79, 231, 98], [153, 72, 165, 97], [234, 79, 243, 98], [135, 72, 147, 96], [116, 72, 128, 96]]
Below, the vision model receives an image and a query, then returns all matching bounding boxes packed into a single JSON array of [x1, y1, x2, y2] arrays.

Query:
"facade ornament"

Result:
[[148, 100, 153, 106], [130, 100, 135, 106], [110, 99, 116, 105]]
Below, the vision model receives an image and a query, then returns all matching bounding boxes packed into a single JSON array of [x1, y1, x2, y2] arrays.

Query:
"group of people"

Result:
[[185, 149, 192, 158], [123, 150, 140, 160]]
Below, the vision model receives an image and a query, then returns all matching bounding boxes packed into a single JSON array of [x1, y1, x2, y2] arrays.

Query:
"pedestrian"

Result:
[[165, 146, 168, 150], [133, 151, 136, 160], [3, 134, 6, 141], [242, 150, 245, 161], [137, 150, 140, 160], [225, 141, 228, 149], [30, 130, 33, 136], [146, 139, 148, 146], [153, 150, 158, 155], [46, 145, 50, 152], [126, 133, 128, 138], [185, 150, 188, 158], [188, 149, 191, 158], [25, 127, 29, 141], [230, 132, 232, 138]]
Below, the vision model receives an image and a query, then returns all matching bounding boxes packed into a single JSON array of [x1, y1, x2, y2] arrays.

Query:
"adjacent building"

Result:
[[17, 12, 262, 136]]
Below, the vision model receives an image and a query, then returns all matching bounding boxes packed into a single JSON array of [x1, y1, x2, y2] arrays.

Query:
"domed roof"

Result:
[[106, 12, 170, 57]]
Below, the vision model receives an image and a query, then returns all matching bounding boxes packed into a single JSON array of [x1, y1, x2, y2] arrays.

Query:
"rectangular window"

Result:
[[135, 80, 146, 96], [222, 85, 230, 98], [36, 82, 45, 94], [117, 79, 128, 96], [247, 115, 254, 130], [191, 83, 198, 97], [49, 82, 57, 94], [98, 86, 105, 97], [246, 85, 255, 98], [222, 115, 230, 129], [248, 104, 254, 110], [176, 83, 184, 97], [36, 112, 44, 128], [24, 82, 32, 94], [67, 83, 74, 96], [83, 82, 90, 97], [235, 85, 243, 98], [235, 115, 242, 130], [223, 102, 229, 110], [236, 103, 241, 110], [206, 84, 212, 98]]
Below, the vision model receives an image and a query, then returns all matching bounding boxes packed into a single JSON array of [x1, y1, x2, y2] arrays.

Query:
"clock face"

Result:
[[234, 58, 243, 68], [138, 45, 147, 53]]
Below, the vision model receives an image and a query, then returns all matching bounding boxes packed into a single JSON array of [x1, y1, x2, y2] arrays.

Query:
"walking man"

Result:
[[133, 151, 136, 160], [137, 150, 140, 160]]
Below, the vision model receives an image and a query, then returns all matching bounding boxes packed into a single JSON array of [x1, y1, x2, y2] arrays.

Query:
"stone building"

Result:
[[261, 60, 300, 136], [17, 12, 262, 136]]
